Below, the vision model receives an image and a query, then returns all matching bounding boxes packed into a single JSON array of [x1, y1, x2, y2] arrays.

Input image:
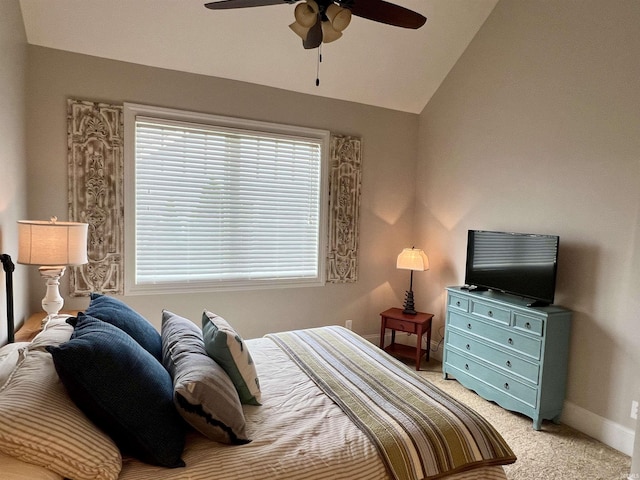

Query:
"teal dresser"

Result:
[[443, 287, 571, 430]]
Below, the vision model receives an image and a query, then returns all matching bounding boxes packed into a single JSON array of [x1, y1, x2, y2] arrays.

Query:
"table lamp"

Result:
[[396, 247, 429, 315], [18, 217, 88, 323]]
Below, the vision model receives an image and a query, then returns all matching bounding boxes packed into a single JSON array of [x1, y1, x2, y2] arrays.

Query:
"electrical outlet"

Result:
[[631, 400, 638, 420], [345, 319, 353, 330]]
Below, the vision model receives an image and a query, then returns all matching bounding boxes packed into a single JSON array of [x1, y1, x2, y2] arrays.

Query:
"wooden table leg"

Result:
[[415, 324, 423, 370], [425, 318, 432, 361]]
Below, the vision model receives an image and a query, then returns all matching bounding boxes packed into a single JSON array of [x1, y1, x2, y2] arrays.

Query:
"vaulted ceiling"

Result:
[[19, 0, 497, 113]]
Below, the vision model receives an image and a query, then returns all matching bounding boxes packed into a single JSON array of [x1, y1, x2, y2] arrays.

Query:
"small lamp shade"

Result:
[[289, 21, 311, 40], [397, 247, 429, 315], [294, 0, 318, 28], [18, 219, 88, 266], [321, 21, 342, 43], [326, 3, 352, 32], [396, 248, 429, 271]]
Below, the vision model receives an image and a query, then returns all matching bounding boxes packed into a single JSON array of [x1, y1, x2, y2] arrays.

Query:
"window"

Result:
[[124, 103, 329, 294]]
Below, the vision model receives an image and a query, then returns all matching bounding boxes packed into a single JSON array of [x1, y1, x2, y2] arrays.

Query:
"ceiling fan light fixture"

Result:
[[204, 0, 426, 56], [294, 0, 319, 28], [321, 20, 342, 43], [325, 3, 351, 32], [289, 20, 311, 40]]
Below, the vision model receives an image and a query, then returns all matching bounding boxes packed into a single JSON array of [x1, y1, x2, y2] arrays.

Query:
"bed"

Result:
[[0, 295, 515, 480]]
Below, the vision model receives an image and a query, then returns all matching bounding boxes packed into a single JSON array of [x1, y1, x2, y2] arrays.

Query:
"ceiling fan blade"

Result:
[[303, 17, 322, 49], [204, 0, 295, 10], [347, 0, 426, 29]]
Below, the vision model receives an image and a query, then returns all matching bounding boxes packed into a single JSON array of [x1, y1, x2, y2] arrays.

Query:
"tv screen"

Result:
[[464, 230, 559, 306]]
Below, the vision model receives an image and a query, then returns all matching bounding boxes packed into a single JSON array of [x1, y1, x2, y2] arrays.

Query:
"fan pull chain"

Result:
[[315, 45, 322, 86]]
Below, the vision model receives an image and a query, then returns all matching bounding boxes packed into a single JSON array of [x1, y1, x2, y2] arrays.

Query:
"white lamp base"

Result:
[[39, 266, 66, 325]]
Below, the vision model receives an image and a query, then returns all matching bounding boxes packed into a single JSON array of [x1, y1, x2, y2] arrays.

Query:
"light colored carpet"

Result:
[[416, 359, 631, 480]]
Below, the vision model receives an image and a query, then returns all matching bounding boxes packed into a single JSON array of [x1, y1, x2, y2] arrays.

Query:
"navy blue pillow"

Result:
[[46, 313, 186, 468], [85, 293, 162, 361]]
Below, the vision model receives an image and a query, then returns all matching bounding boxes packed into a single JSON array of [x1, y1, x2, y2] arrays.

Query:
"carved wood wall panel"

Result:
[[67, 99, 124, 295], [327, 135, 362, 283]]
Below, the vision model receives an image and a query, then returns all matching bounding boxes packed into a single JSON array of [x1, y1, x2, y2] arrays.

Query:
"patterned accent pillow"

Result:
[[0, 319, 122, 480], [161, 310, 250, 444], [202, 311, 261, 405], [47, 313, 186, 468], [84, 293, 162, 361]]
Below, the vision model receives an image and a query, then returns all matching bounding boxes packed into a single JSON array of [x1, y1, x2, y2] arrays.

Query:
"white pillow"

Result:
[[0, 316, 73, 386], [0, 342, 29, 387], [30, 315, 75, 348]]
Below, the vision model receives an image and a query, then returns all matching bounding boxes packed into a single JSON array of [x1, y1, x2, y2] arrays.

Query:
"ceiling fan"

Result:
[[204, 0, 427, 50]]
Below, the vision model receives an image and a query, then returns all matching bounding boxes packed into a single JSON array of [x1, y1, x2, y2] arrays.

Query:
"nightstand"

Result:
[[379, 307, 434, 370]]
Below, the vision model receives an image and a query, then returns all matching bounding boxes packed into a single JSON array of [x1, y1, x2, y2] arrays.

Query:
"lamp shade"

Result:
[[326, 3, 352, 32], [321, 21, 342, 43], [289, 21, 311, 40], [294, 0, 318, 28], [396, 247, 429, 271], [18, 219, 89, 266]]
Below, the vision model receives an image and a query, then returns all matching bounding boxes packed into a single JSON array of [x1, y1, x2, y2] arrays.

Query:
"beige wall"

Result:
[[0, 0, 29, 343], [416, 0, 640, 442], [24, 45, 418, 341]]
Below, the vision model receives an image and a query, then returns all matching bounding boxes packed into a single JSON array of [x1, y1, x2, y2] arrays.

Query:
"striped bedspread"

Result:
[[266, 326, 516, 480]]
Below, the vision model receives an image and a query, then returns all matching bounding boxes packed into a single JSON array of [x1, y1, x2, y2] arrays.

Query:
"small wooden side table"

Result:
[[379, 308, 434, 370]]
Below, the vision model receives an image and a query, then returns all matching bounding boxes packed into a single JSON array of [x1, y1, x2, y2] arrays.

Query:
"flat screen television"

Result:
[[464, 230, 559, 306]]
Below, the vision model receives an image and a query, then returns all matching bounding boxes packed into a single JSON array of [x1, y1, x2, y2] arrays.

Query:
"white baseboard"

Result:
[[561, 401, 634, 456], [364, 332, 634, 456]]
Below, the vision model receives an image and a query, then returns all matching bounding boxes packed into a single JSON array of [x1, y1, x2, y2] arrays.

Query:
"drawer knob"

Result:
[[456, 301, 461, 307], [506, 360, 512, 368], [465, 364, 469, 370], [525, 322, 531, 329], [467, 323, 472, 329], [508, 338, 514, 345], [504, 383, 510, 390], [488, 310, 493, 317], [466, 344, 470, 350]]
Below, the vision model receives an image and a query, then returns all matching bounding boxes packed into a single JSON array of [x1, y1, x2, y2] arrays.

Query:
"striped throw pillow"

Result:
[[162, 310, 250, 444], [0, 319, 122, 480]]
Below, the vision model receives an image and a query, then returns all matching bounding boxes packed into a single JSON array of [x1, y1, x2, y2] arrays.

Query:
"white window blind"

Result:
[[124, 104, 329, 293]]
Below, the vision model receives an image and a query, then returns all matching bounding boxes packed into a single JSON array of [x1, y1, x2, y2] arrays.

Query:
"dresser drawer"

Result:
[[447, 330, 540, 384], [446, 349, 538, 408], [385, 318, 417, 334], [448, 294, 470, 313], [471, 301, 510, 325], [448, 311, 542, 360], [513, 313, 544, 337]]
